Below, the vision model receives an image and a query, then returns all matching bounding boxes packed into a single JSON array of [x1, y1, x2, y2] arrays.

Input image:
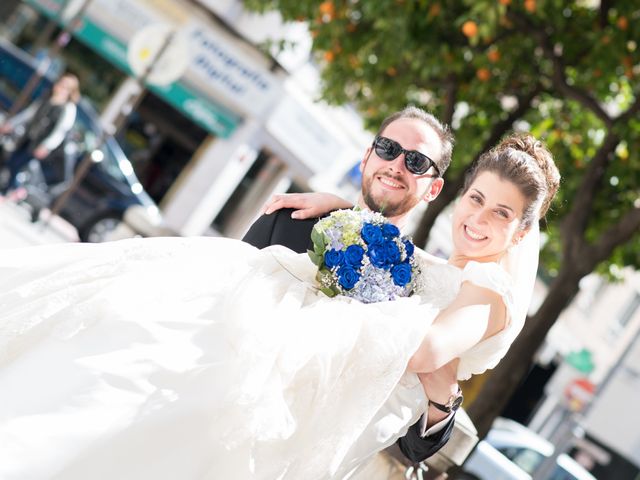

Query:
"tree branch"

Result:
[[560, 132, 619, 258], [559, 93, 640, 258], [617, 94, 640, 124], [585, 206, 640, 267], [599, 0, 613, 29], [485, 85, 542, 148], [508, 12, 613, 127], [442, 74, 458, 126]]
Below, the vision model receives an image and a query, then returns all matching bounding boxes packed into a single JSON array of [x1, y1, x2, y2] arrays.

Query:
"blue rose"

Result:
[[367, 243, 387, 268], [361, 223, 383, 245], [338, 266, 360, 290], [383, 240, 401, 265], [382, 223, 400, 239], [391, 263, 413, 287], [344, 244, 364, 266], [324, 249, 344, 268], [403, 239, 415, 259]]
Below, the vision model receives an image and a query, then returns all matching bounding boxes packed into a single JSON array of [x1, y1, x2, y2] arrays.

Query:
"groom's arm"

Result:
[[398, 414, 456, 462], [242, 209, 317, 254], [242, 210, 279, 249], [397, 362, 460, 462]]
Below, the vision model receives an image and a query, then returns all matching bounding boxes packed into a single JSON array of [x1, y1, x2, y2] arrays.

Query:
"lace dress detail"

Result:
[[0, 238, 516, 479]]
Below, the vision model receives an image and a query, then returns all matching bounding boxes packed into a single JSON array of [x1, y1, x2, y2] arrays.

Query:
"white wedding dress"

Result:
[[0, 237, 518, 480]]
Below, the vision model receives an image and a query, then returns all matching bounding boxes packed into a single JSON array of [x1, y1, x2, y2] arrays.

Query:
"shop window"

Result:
[[212, 150, 269, 233]]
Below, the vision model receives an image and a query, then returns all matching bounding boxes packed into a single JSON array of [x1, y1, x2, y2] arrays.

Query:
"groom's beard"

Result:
[[361, 170, 420, 219]]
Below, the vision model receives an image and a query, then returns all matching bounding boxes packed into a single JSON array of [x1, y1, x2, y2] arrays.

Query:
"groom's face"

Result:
[[359, 118, 444, 223]]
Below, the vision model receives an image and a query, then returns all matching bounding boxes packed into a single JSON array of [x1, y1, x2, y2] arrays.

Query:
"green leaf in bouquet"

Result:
[[320, 287, 337, 298], [314, 241, 325, 257], [310, 227, 325, 250], [307, 249, 323, 267], [316, 268, 329, 282]]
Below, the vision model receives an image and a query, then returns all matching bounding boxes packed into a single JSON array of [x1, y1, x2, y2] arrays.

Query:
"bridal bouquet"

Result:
[[308, 208, 420, 303]]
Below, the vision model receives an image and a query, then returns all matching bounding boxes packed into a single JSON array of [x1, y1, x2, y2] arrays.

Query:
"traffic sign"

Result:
[[564, 377, 596, 412]]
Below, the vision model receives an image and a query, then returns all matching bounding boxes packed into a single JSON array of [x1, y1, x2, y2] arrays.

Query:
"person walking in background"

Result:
[[0, 73, 80, 196]]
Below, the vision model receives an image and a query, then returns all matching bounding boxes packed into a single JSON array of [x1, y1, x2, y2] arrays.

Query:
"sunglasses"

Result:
[[372, 136, 440, 177]]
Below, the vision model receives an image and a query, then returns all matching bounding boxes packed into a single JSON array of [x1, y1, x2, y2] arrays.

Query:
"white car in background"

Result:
[[456, 417, 597, 480]]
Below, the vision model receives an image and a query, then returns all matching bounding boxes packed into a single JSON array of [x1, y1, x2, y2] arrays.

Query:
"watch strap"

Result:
[[429, 387, 463, 413]]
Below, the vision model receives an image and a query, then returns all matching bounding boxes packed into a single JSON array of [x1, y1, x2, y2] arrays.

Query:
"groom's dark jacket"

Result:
[[242, 208, 456, 463]]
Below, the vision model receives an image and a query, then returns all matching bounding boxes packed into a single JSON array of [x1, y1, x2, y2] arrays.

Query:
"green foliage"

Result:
[[247, 0, 640, 280], [307, 249, 323, 267]]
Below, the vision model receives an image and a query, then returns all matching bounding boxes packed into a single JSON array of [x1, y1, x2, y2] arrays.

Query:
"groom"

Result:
[[242, 106, 461, 463]]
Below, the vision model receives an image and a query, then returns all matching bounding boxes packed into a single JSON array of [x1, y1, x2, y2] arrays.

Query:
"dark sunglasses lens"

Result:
[[375, 137, 400, 160], [405, 151, 430, 175]]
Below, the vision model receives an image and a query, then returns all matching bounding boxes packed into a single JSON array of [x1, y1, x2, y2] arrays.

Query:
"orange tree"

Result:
[[246, 0, 640, 437]]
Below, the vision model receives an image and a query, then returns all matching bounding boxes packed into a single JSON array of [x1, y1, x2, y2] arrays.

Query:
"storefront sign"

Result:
[[184, 24, 281, 116], [25, 0, 241, 137], [127, 24, 190, 87], [150, 82, 239, 138], [26, 0, 281, 117]]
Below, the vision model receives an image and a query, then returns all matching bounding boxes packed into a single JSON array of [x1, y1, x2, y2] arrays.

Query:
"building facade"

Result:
[[2, 0, 369, 238]]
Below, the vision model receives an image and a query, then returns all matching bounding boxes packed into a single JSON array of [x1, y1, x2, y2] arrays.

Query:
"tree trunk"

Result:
[[413, 174, 464, 247], [466, 265, 584, 438]]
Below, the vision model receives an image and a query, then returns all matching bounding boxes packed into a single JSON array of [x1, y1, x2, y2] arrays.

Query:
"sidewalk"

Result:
[[0, 199, 79, 249]]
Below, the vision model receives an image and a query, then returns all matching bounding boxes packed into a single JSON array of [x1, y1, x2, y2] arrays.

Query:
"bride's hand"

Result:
[[262, 192, 354, 219]]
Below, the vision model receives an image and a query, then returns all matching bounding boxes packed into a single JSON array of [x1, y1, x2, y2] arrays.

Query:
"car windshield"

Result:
[[497, 446, 546, 474], [0, 41, 51, 111], [548, 464, 584, 480]]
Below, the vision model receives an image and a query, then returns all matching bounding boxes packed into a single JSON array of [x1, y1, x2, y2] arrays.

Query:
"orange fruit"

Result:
[[324, 50, 335, 62], [487, 48, 501, 62], [319, 1, 334, 16], [386, 67, 398, 76], [617, 16, 629, 30], [499, 0, 511, 5], [476, 68, 491, 81], [524, 0, 536, 13], [462, 20, 478, 38]]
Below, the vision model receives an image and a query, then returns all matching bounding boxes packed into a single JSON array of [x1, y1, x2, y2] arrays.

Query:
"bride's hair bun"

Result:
[[463, 133, 561, 229]]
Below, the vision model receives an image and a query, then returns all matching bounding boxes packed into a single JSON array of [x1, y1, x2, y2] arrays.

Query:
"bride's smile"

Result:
[[451, 171, 526, 264]]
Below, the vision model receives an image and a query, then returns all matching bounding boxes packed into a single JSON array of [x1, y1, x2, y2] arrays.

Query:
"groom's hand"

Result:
[[418, 359, 459, 428], [262, 192, 353, 219]]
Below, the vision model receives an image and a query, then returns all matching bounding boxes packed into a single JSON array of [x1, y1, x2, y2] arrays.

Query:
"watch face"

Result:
[[452, 395, 464, 410]]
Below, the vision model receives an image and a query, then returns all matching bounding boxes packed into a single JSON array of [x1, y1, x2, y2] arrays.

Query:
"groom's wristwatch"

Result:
[[429, 387, 463, 413]]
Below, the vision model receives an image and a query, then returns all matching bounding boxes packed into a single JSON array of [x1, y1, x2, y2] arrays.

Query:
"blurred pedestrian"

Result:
[[0, 73, 80, 196]]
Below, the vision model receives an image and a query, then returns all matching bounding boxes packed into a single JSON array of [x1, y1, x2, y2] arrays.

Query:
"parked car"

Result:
[[457, 417, 597, 480], [0, 39, 162, 242]]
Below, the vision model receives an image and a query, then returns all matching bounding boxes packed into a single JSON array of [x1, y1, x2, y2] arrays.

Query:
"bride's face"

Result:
[[451, 171, 527, 262]]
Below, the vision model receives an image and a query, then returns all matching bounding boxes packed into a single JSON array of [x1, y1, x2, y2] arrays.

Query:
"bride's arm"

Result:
[[407, 283, 507, 374], [263, 192, 353, 219]]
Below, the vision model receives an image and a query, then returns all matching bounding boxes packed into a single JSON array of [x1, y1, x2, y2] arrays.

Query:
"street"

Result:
[[0, 198, 78, 249]]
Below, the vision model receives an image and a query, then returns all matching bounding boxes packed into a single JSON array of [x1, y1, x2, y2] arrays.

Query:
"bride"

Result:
[[0, 134, 559, 479]]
